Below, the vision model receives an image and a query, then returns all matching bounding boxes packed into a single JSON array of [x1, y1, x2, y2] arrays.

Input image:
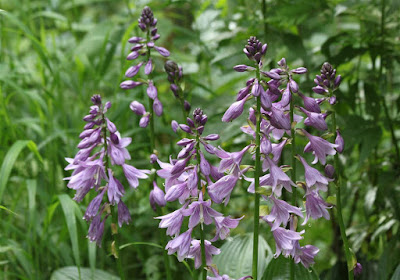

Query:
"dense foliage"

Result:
[[1, 0, 399, 279]]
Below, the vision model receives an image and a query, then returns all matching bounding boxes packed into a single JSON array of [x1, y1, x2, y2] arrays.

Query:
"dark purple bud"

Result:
[[153, 98, 163, 116], [170, 84, 179, 97], [184, 100, 191, 112], [312, 86, 327, 95], [260, 90, 272, 110], [83, 190, 105, 221], [237, 85, 251, 101], [126, 51, 139, 60], [261, 43, 268, 54], [154, 46, 170, 57], [130, 101, 146, 115], [147, 81, 157, 99], [335, 130, 344, 153], [200, 115, 208, 125], [104, 101, 111, 110], [324, 164, 335, 179], [139, 114, 150, 128], [91, 94, 102, 105], [83, 114, 95, 122], [171, 120, 179, 133], [233, 64, 254, 72], [179, 124, 193, 134], [278, 58, 287, 68], [130, 44, 143, 51], [128, 36, 144, 43], [120, 80, 143, 90], [125, 62, 143, 78], [110, 133, 119, 144], [171, 157, 191, 176], [298, 92, 321, 113], [177, 138, 194, 146], [151, 28, 158, 36], [187, 117, 195, 128], [246, 78, 256, 86], [152, 34, 161, 41], [197, 126, 204, 134], [291, 67, 307, 74], [334, 75, 342, 88], [145, 59, 153, 75]]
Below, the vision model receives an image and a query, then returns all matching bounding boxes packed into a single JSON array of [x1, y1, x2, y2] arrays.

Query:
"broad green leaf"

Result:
[[391, 263, 400, 280], [50, 266, 119, 280], [0, 140, 42, 204], [58, 194, 81, 279], [213, 233, 273, 280], [262, 255, 319, 280]]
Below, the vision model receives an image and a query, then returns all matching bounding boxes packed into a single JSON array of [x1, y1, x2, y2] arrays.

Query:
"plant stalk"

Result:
[[102, 108, 125, 280], [252, 64, 262, 280], [196, 134, 207, 280], [330, 91, 353, 280]]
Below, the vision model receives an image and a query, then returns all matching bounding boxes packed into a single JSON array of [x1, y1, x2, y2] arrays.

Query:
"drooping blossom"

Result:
[[188, 240, 221, 269]]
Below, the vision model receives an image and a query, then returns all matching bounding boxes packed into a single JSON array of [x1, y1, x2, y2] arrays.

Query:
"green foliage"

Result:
[[262, 255, 319, 280], [51, 266, 119, 280]]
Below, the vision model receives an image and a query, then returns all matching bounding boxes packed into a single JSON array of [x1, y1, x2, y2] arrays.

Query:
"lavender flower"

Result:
[[301, 129, 338, 165], [64, 95, 149, 246], [188, 239, 221, 269], [262, 195, 302, 230], [303, 191, 332, 225]]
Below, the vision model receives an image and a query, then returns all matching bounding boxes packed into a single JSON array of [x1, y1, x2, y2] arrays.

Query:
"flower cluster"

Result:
[[222, 37, 348, 268], [120, 6, 170, 127], [155, 108, 244, 271], [64, 95, 149, 246]]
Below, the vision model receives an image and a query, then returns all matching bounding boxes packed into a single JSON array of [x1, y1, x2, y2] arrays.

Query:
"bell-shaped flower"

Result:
[[269, 105, 291, 130], [155, 208, 185, 236], [298, 92, 321, 113], [271, 226, 304, 257], [107, 169, 125, 205], [207, 174, 239, 205], [265, 157, 295, 196], [107, 132, 132, 165], [149, 181, 166, 211], [335, 129, 344, 153], [165, 228, 193, 261], [83, 189, 105, 221], [87, 213, 108, 247], [291, 241, 319, 268], [122, 163, 150, 189], [300, 107, 328, 131], [215, 145, 250, 175], [301, 129, 338, 165], [188, 239, 221, 269], [262, 195, 303, 230], [298, 156, 332, 192], [117, 201, 132, 227], [182, 193, 223, 228], [302, 191, 331, 225], [211, 216, 244, 242]]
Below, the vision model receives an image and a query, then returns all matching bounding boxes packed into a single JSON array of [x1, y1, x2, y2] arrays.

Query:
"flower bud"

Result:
[[144, 58, 153, 75], [120, 80, 143, 90], [335, 130, 344, 153], [324, 164, 335, 179], [184, 100, 191, 112], [130, 101, 146, 116]]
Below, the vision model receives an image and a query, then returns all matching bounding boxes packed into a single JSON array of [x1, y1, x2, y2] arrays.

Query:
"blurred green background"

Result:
[[0, 0, 399, 279]]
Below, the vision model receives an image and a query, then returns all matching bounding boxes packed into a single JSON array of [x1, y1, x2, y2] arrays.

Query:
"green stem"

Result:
[[196, 135, 207, 280], [289, 92, 297, 280], [102, 109, 125, 280], [252, 64, 262, 280], [330, 91, 353, 280]]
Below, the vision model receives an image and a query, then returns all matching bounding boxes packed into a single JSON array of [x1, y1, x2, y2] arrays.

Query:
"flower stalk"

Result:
[[252, 63, 262, 280]]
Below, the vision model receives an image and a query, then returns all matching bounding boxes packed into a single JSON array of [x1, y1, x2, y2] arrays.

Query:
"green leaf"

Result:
[[50, 266, 119, 280], [213, 233, 273, 279], [58, 194, 81, 279], [262, 255, 319, 280], [0, 140, 41, 204], [391, 263, 400, 280]]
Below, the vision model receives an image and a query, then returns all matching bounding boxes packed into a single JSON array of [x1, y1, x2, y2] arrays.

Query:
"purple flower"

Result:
[[156, 208, 185, 236], [149, 181, 166, 211], [154, 46, 170, 57], [301, 129, 338, 165], [303, 191, 331, 225], [324, 164, 335, 179], [122, 164, 150, 189], [188, 239, 221, 269], [182, 194, 222, 228], [298, 93, 321, 113], [107, 133, 132, 165], [215, 145, 250, 174], [139, 114, 150, 128], [171, 120, 179, 132], [262, 195, 303, 230], [125, 62, 143, 77], [117, 201, 132, 227], [165, 228, 193, 261], [145, 58, 153, 75], [299, 107, 328, 131], [208, 174, 239, 205], [335, 129, 344, 153], [153, 97, 163, 116], [265, 157, 295, 197], [107, 169, 125, 205], [271, 226, 304, 257], [120, 80, 143, 89], [211, 216, 243, 241], [222, 95, 249, 122], [269, 105, 291, 130], [354, 262, 362, 276], [291, 241, 319, 268], [233, 64, 255, 72], [83, 189, 105, 221], [298, 156, 332, 192], [87, 214, 108, 247]]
